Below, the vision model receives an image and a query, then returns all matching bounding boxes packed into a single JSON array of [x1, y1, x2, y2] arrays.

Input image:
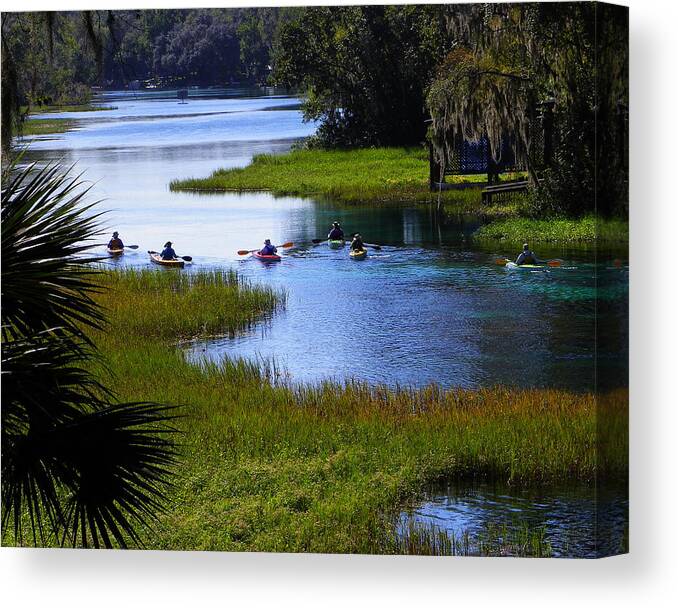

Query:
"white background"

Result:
[[2, 0, 676, 606]]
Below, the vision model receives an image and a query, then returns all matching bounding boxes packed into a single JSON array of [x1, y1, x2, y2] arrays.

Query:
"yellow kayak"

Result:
[[150, 253, 184, 268], [350, 249, 367, 260]]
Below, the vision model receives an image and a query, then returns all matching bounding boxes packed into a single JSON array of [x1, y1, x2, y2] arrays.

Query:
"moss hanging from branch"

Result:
[[426, 5, 540, 184]]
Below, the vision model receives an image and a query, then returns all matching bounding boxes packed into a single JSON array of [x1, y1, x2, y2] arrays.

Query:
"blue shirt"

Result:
[[161, 246, 177, 260], [260, 244, 277, 255]]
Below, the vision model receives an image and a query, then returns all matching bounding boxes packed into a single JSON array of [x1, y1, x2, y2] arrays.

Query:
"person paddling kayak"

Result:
[[350, 233, 366, 252], [108, 231, 124, 250], [515, 243, 542, 266], [160, 241, 178, 260], [259, 239, 278, 256], [328, 221, 344, 240]]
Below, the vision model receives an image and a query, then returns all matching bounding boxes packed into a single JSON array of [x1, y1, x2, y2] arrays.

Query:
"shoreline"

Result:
[[170, 147, 628, 245]]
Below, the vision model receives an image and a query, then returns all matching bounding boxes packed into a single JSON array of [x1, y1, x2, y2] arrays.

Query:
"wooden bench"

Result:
[[481, 180, 530, 205]]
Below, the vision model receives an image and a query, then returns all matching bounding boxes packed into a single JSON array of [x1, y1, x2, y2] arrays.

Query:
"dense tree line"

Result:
[[2, 4, 627, 215], [274, 3, 627, 216], [1, 8, 295, 147], [272, 5, 452, 147]]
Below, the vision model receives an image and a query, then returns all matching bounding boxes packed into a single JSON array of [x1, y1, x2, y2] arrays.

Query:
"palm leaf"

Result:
[[2, 160, 180, 548]]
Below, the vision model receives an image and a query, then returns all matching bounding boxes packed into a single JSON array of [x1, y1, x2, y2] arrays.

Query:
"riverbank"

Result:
[[73, 268, 626, 554], [22, 103, 115, 114], [20, 118, 75, 136], [19, 103, 115, 137], [473, 216, 629, 245], [169, 147, 628, 244], [170, 147, 513, 212]]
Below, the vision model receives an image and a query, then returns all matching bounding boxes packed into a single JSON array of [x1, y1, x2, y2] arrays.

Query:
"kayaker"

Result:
[[259, 239, 278, 256], [328, 222, 344, 240], [160, 241, 177, 260], [515, 243, 541, 266], [108, 231, 124, 250], [350, 234, 365, 252]]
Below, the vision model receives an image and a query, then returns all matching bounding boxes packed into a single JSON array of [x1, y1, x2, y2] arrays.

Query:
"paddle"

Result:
[[312, 237, 382, 250], [99, 243, 139, 249], [237, 241, 293, 255], [495, 257, 562, 267], [148, 250, 193, 262]]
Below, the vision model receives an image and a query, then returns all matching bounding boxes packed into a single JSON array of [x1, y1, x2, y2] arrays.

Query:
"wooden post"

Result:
[[540, 97, 555, 168], [429, 141, 442, 191]]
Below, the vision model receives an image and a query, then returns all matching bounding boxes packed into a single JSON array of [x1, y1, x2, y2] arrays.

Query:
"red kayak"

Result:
[[253, 251, 281, 262]]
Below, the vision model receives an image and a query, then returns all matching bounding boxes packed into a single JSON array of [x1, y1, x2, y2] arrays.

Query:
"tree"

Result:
[[1, 162, 178, 547], [157, 12, 241, 85], [273, 5, 451, 147], [426, 3, 628, 217]]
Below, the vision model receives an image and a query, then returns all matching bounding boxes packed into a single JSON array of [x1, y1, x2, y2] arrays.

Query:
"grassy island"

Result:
[[171, 147, 496, 209], [170, 147, 628, 244]]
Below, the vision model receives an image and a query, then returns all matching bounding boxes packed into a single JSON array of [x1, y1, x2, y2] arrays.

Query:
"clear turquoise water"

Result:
[[23, 88, 628, 392]]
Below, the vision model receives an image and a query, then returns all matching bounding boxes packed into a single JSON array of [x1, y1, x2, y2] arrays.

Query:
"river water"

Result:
[[24, 87, 628, 393], [398, 481, 628, 558], [23, 87, 628, 554]]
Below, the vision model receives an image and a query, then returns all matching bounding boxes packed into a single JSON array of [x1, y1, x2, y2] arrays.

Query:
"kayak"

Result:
[[150, 253, 184, 268], [349, 249, 367, 260], [253, 251, 281, 262], [505, 261, 546, 269], [328, 239, 345, 249], [107, 248, 124, 256]]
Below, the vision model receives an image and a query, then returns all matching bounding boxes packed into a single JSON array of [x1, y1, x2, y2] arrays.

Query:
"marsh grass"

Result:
[[8, 267, 624, 553], [395, 520, 553, 557], [21, 103, 116, 114], [473, 215, 629, 244], [97, 268, 285, 342], [170, 147, 513, 211], [20, 118, 75, 136], [18, 105, 116, 138]]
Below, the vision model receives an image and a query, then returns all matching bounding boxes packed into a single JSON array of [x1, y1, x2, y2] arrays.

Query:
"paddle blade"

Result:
[[237, 249, 252, 255], [181, 256, 192, 262], [126, 245, 139, 249], [547, 259, 562, 267], [279, 241, 293, 248], [495, 258, 509, 265], [148, 250, 157, 254]]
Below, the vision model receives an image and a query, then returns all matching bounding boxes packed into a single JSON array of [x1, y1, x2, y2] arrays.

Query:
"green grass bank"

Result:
[[19, 118, 75, 137], [170, 147, 503, 210], [18, 103, 116, 137], [58, 268, 627, 555], [21, 103, 116, 114], [473, 216, 629, 245]]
